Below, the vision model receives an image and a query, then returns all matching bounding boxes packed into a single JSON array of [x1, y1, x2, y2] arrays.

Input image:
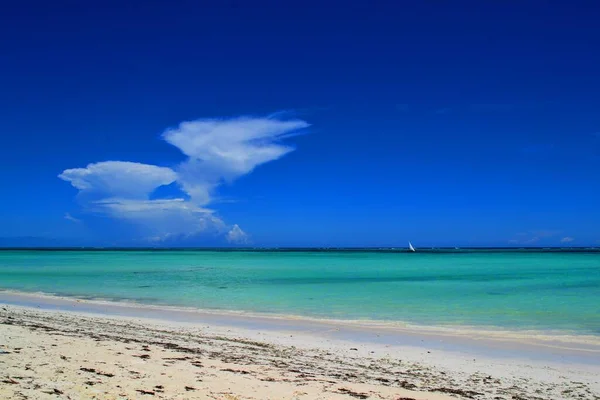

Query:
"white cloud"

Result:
[[227, 224, 249, 244], [509, 230, 560, 245], [64, 213, 81, 223], [560, 237, 575, 243], [517, 236, 540, 244], [531, 230, 560, 238], [59, 161, 177, 200], [163, 117, 308, 178], [93, 198, 212, 214], [95, 198, 227, 241], [163, 116, 309, 205], [59, 115, 309, 242]]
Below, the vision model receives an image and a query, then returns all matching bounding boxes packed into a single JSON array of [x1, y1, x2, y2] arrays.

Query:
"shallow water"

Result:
[[0, 249, 599, 334]]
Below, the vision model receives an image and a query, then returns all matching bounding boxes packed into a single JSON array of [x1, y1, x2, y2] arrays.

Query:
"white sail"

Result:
[[408, 242, 415, 252]]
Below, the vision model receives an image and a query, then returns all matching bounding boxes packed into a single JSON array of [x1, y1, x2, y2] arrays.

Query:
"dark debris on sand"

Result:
[[431, 387, 483, 398], [338, 388, 370, 399], [136, 389, 155, 395], [1, 306, 597, 400], [80, 367, 114, 377]]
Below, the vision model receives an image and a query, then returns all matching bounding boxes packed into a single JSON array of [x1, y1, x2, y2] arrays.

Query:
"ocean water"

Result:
[[0, 250, 599, 334]]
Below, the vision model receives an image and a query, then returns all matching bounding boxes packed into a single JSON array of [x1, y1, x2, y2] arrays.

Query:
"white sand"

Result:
[[1, 295, 599, 399]]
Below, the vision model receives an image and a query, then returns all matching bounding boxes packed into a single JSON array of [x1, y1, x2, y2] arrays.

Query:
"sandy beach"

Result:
[[1, 294, 599, 399]]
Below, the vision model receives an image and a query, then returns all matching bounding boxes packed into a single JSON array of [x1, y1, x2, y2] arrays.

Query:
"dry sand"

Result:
[[0, 304, 599, 400]]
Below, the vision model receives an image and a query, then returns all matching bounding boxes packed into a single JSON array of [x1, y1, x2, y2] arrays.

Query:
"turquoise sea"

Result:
[[0, 249, 599, 334]]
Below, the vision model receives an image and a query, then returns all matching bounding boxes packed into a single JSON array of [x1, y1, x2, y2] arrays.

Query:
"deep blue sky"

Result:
[[1, 1, 599, 247]]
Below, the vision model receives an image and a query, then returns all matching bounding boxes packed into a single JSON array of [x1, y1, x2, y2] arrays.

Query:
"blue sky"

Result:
[[1, 1, 599, 247]]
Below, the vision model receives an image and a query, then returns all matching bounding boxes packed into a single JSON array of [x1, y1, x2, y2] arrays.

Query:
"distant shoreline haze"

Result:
[[0, 247, 598, 253]]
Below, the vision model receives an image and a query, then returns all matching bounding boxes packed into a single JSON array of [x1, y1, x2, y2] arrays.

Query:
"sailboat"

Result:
[[408, 242, 416, 252]]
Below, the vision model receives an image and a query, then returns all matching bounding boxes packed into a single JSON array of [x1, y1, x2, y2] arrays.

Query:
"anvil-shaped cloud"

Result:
[[59, 116, 309, 243]]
